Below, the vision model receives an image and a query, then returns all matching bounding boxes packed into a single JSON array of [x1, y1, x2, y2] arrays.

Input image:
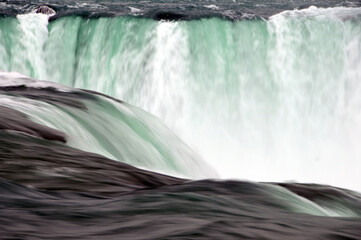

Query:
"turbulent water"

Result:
[[1, 4, 361, 191], [1, 72, 361, 239], [0, 72, 216, 179], [1, 0, 361, 239]]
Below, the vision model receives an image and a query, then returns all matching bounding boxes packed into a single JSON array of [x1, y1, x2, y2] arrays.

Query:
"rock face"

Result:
[[34, 5, 56, 15]]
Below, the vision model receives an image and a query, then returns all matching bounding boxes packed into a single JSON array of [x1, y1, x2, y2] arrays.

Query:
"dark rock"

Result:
[[34, 5, 56, 15]]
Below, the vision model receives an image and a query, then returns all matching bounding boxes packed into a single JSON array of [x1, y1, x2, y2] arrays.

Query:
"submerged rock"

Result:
[[0, 106, 66, 143]]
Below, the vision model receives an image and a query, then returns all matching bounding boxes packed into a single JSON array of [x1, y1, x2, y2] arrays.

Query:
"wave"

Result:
[[0, 72, 216, 179]]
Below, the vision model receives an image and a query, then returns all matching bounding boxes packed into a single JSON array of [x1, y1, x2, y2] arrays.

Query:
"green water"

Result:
[[0, 81, 216, 179], [1, 6, 361, 191]]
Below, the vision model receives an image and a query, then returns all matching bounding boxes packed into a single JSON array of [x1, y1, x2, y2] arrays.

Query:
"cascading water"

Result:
[[3, 2, 361, 238], [0, 72, 216, 179], [0, 6, 361, 191]]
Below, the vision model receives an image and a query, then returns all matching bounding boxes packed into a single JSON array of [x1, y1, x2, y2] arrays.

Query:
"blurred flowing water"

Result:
[[1, 6, 361, 191], [1, 2, 361, 238]]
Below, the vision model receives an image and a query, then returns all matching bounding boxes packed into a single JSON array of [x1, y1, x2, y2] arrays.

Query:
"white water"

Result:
[[1, 7, 361, 191], [0, 73, 216, 179]]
